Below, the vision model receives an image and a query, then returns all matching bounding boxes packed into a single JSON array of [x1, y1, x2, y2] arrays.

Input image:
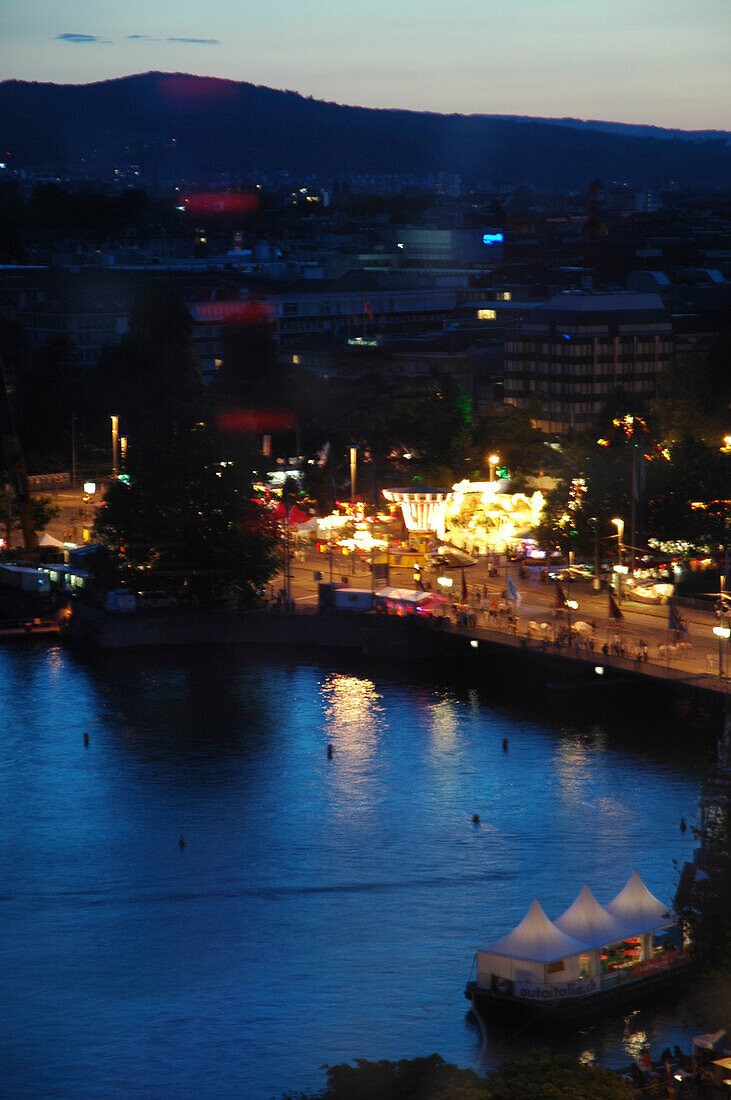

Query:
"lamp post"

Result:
[[612, 517, 624, 602], [591, 516, 600, 592], [714, 576, 730, 680], [489, 454, 500, 483], [110, 415, 119, 477], [713, 624, 730, 679], [566, 549, 579, 638], [349, 446, 357, 510], [71, 412, 77, 487]]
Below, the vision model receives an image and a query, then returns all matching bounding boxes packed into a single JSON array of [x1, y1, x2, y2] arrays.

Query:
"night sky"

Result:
[[1, 0, 729, 130]]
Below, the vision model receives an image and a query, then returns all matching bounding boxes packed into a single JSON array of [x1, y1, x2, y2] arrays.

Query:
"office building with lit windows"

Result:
[[504, 292, 672, 434]]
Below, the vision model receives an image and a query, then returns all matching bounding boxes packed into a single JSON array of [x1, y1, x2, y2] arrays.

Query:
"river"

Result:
[[0, 641, 707, 1098]]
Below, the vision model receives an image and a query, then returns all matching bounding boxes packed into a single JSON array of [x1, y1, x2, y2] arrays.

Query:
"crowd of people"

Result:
[[627, 1043, 721, 1098]]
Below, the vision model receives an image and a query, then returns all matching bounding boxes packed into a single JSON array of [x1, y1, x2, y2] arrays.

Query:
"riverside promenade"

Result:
[[285, 547, 729, 690], [63, 548, 730, 716]]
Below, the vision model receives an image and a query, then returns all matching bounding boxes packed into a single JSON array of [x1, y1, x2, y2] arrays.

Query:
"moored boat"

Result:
[[465, 871, 691, 1020]]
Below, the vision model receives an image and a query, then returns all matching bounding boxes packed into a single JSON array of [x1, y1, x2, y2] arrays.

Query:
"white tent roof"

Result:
[[375, 588, 430, 605], [481, 898, 591, 963], [605, 870, 676, 934], [38, 531, 66, 547], [555, 884, 631, 948], [693, 1030, 728, 1052]]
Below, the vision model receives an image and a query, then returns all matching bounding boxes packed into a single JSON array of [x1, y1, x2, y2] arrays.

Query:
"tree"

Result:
[[213, 310, 286, 409], [484, 1049, 631, 1100], [472, 404, 554, 481], [674, 761, 731, 1032], [2, 490, 60, 543], [675, 767, 731, 966], [656, 351, 714, 444], [285, 1054, 489, 1100], [14, 334, 83, 471], [701, 330, 731, 435], [279, 1050, 631, 1100], [94, 419, 279, 604], [91, 283, 202, 445]]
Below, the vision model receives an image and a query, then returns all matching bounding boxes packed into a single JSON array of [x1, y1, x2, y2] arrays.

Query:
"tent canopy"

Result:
[[606, 870, 676, 934], [480, 898, 591, 963], [38, 531, 66, 547], [555, 884, 631, 948], [375, 588, 430, 605], [273, 502, 310, 525], [693, 1030, 728, 1053], [417, 593, 451, 608]]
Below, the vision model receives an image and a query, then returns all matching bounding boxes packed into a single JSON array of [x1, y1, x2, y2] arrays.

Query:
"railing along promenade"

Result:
[[425, 608, 731, 700]]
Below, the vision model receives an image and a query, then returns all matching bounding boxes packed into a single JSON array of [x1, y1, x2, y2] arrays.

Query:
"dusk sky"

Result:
[[2, 0, 729, 130]]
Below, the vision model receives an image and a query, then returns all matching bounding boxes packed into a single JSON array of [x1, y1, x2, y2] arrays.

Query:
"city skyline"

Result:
[[1, 0, 729, 132]]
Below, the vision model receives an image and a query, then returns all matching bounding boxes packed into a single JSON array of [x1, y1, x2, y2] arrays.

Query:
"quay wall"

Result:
[[63, 603, 448, 660], [62, 602, 730, 714]]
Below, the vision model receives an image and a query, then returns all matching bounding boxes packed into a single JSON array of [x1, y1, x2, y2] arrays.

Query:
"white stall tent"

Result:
[[475, 899, 591, 986], [606, 870, 676, 935], [555, 884, 631, 949]]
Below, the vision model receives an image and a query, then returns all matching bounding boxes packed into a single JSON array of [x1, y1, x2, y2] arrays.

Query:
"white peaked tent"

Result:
[[606, 870, 676, 935], [475, 899, 591, 987], [38, 531, 66, 548], [555, 884, 631, 948]]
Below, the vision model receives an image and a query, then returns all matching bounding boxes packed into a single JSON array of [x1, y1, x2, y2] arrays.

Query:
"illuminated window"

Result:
[[477, 309, 497, 321], [497, 291, 512, 301], [292, 354, 300, 365]]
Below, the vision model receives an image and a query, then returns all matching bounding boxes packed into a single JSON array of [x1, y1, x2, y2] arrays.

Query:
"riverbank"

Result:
[[61, 600, 730, 720]]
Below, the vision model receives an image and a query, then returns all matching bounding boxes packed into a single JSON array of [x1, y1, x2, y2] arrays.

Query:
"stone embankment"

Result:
[[62, 601, 730, 716]]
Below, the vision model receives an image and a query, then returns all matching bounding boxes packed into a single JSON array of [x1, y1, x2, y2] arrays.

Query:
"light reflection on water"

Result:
[[0, 645, 707, 1099]]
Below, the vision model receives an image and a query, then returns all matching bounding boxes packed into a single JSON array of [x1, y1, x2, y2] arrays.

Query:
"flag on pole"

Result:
[[507, 574, 522, 607], [668, 603, 687, 633], [555, 582, 568, 610], [632, 448, 646, 502], [608, 592, 623, 620], [364, 294, 374, 322]]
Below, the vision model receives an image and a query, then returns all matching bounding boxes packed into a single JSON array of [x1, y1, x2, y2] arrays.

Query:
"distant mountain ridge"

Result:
[[492, 115, 729, 144], [0, 72, 728, 191]]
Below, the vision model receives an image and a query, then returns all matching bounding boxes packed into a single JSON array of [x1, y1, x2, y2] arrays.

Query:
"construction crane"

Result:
[[0, 349, 37, 552]]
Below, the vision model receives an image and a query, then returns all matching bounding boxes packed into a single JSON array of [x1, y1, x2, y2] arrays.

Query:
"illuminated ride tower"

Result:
[[382, 488, 453, 548]]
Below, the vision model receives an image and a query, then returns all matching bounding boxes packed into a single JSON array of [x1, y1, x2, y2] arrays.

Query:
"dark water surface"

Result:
[[0, 642, 706, 1098]]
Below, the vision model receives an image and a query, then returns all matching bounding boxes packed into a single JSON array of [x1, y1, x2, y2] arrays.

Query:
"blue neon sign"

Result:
[[482, 232, 504, 246]]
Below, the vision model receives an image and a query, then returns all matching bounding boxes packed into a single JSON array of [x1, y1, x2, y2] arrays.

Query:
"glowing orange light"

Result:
[[217, 408, 296, 433], [183, 192, 259, 216], [194, 300, 274, 325]]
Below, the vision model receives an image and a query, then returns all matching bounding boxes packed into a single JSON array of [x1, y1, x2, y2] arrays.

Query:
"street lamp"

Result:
[[713, 625, 730, 678], [349, 446, 357, 509], [489, 454, 500, 482], [590, 516, 601, 592], [612, 518, 625, 603], [111, 415, 119, 477]]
